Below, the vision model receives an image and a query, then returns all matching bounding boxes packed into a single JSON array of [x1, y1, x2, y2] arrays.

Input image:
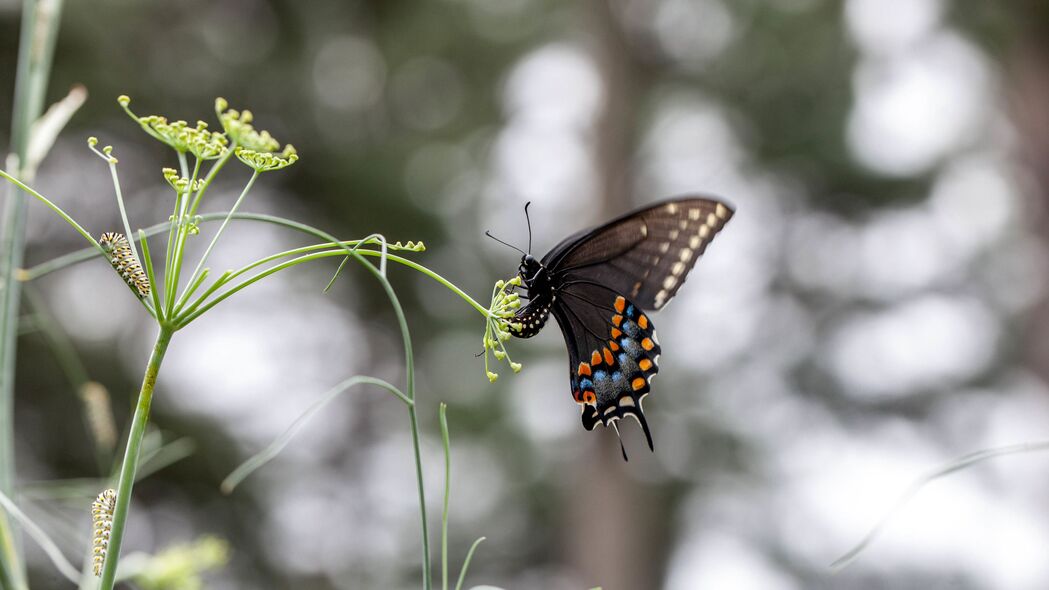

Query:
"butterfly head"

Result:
[[518, 254, 547, 289]]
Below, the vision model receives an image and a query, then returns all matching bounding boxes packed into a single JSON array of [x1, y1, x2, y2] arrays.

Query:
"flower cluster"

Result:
[[132, 536, 230, 590], [120, 96, 228, 159], [235, 144, 298, 173], [215, 97, 280, 152], [481, 275, 524, 382], [390, 240, 425, 252], [162, 168, 204, 194]]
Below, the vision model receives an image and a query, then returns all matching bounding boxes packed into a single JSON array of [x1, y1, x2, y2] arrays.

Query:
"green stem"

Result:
[[454, 537, 485, 590], [97, 327, 174, 590], [440, 403, 450, 590], [174, 170, 258, 313], [138, 231, 164, 321], [165, 158, 202, 318], [0, 170, 102, 254], [187, 149, 234, 217], [175, 248, 486, 328]]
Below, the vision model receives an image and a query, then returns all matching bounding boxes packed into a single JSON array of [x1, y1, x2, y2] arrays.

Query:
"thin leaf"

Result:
[[832, 439, 1049, 571], [221, 376, 411, 494], [0, 489, 79, 583]]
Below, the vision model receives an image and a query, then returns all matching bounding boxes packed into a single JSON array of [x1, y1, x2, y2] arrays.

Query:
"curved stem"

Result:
[[97, 327, 174, 590], [174, 248, 484, 328], [221, 375, 411, 495], [0, 169, 102, 254]]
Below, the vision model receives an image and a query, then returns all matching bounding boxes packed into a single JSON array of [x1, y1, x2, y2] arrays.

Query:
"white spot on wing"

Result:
[[688, 208, 701, 220], [679, 248, 692, 262], [672, 261, 686, 275], [666, 203, 678, 214], [662, 275, 677, 289]]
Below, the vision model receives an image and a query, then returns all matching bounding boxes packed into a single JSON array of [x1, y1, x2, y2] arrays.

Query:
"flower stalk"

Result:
[[97, 326, 173, 588]]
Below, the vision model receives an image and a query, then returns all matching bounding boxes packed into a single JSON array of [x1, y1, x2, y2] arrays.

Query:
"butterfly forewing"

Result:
[[548, 197, 733, 310]]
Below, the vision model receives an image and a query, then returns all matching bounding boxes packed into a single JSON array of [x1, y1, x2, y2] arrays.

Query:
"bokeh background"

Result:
[[2, 0, 1049, 588]]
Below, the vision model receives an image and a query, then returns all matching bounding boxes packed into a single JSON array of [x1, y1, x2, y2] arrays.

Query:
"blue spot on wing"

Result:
[[623, 320, 640, 339], [621, 338, 642, 359]]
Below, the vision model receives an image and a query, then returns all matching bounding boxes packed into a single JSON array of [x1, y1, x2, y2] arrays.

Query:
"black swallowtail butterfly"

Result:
[[99, 232, 150, 298], [495, 197, 734, 458]]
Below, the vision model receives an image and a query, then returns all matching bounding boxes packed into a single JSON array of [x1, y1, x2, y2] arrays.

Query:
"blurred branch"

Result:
[[0, 0, 66, 587], [832, 439, 1049, 571]]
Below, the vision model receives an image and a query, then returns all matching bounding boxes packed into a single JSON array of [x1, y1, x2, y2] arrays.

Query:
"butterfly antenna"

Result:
[[484, 230, 526, 255], [524, 201, 533, 253], [612, 422, 629, 462]]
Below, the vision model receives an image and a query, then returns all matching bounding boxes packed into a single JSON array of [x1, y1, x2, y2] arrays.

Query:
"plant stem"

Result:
[[440, 403, 450, 590], [97, 326, 174, 589], [0, 1, 64, 587], [174, 170, 258, 313]]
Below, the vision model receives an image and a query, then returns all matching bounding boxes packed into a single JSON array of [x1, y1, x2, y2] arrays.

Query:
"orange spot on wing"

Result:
[[608, 340, 620, 351], [638, 315, 649, 329], [610, 327, 622, 338], [639, 358, 653, 371], [612, 315, 623, 327], [641, 338, 654, 351], [631, 377, 646, 391], [603, 348, 614, 365], [591, 350, 602, 366], [614, 296, 626, 313], [577, 362, 591, 377], [584, 391, 596, 404]]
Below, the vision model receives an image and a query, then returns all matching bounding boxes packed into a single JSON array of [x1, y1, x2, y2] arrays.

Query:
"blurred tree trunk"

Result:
[[562, 3, 670, 590], [1014, 4, 1049, 376]]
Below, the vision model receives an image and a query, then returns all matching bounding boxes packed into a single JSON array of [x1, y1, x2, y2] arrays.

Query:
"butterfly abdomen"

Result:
[[509, 293, 553, 338]]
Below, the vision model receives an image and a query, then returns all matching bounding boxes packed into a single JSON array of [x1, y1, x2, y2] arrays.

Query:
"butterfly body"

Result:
[[505, 197, 734, 456]]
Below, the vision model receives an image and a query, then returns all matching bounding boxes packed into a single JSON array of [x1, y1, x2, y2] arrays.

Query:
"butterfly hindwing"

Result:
[[554, 284, 660, 450], [545, 197, 733, 310]]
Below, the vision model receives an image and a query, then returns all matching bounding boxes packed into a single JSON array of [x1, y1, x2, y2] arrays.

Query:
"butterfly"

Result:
[[491, 197, 734, 459]]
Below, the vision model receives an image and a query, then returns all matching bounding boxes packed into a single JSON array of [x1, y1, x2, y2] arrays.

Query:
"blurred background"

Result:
[[2, 0, 1049, 588]]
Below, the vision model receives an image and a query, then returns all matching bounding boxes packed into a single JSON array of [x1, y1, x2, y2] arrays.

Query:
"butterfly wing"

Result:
[[551, 283, 661, 450], [543, 197, 733, 310]]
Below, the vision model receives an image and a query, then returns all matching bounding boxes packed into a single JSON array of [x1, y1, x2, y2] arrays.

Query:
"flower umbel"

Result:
[[162, 168, 204, 194], [119, 96, 228, 159], [215, 97, 280, 152], [235, 145, 298, 173], [482, 275, 524, 382]]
